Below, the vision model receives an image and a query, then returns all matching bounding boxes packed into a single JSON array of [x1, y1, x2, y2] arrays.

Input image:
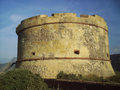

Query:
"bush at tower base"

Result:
[[0, 69, 50, 90]]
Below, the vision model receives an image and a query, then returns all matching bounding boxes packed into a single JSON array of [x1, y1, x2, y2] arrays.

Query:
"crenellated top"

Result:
[[16, 13, 108, 34], [52, 13, 77, 17]]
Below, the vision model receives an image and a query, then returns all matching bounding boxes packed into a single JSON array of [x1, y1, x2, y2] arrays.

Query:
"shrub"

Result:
[[109, 72, 120, 83], [57, 71, 77, 80], [0, 69, 50, 90], [67, 73, 77, 80], [57, 71, 120, 83], [57, 71, 67, 79]]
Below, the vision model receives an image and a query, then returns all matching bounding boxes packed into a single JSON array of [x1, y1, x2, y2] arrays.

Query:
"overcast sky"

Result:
[[0, 0, 120, 63]]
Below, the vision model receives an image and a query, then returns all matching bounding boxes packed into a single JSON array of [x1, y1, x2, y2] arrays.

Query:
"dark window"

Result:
[[31, 52, 35, 56], [74, 50, 80, 54], [107, 53, 109, 57]]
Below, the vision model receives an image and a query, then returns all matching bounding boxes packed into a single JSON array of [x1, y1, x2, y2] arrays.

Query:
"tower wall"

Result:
[[16, 13, 115, 78]]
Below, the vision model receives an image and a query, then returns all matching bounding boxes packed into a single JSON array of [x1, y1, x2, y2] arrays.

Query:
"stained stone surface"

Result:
[[16, 13, 115, 78]]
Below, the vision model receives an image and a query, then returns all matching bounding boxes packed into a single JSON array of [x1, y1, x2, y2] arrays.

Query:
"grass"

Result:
[[0, 69, 50, 90], [57, 71, 120, 83]]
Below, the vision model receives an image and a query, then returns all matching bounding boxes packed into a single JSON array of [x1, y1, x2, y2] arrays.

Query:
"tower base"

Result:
[[16, 59, 115, 78]]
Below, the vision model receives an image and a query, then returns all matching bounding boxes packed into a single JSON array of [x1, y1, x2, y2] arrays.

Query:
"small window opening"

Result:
[[107, 53, 109, 57], [74, 50, 80, 54], [31, 52, 35, 56]]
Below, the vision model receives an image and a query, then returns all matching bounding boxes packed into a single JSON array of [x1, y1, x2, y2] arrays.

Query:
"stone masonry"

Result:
[[15, 13, 115, 79]]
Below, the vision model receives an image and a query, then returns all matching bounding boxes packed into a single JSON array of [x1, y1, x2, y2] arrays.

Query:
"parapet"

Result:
[[16, 13, 108, 34], [52, 13, 77, 17]]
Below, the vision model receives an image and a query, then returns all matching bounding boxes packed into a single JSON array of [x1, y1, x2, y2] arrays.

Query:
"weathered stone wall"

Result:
[[16, 13, 115, 78]]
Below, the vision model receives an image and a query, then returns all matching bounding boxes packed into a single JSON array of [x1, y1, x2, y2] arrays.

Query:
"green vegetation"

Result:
[[57, 71, 78, 80], [0, 69, 50, 90], [57, 71, 120, 83], [0, 69, 119, 90], [109, 72, 120, 83]]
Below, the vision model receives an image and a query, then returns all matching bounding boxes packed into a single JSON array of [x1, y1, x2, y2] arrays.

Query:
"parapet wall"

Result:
[[16, 13, 108, 34], [16, 13, 115, 78]]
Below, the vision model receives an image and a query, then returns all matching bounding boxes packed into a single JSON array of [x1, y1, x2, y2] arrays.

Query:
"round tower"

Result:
[[16, 13, 115, 78]]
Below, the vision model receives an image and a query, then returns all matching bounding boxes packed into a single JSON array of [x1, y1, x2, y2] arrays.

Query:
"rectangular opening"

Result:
[[107, 53, 109, 57], [31, 52, 35, 56], [74, 50, 80, 54]]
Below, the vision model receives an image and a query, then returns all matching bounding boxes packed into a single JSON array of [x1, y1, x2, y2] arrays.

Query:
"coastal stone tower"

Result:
[[16, 13, 115, 78]]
